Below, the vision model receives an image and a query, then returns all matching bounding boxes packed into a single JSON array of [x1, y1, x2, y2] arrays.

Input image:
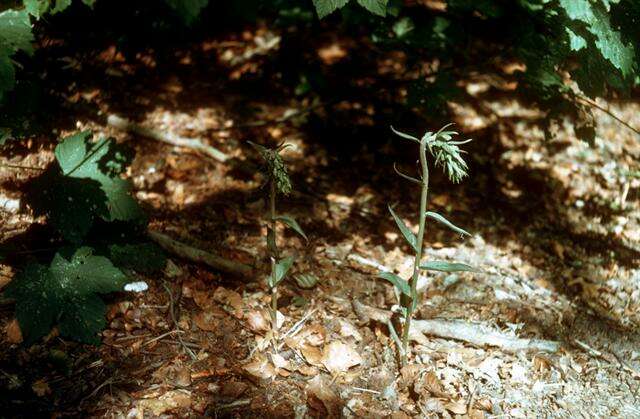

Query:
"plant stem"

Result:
[[401, 137, 430, 366], [268, 179, 279, 348]]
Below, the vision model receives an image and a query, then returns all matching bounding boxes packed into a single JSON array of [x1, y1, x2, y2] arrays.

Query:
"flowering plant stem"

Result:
[[401, 136, 429, 366], [268, 179, 279, 348]]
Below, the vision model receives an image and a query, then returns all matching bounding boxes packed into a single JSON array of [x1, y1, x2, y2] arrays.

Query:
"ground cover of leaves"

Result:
[[1, 23, 640, 418]]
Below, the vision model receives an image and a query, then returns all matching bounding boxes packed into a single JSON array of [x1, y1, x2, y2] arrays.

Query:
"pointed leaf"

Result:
[[275, 215, 308, 241], [390, 126, 420, 143], [312, 0, 349, 19], [356, 0, 387, 16], [425, 211, 471, 237], [377, 271, 411, 296], [388, 206, 417, 252], [294, 273, 318, 289], [271, 256, 295, 287], [420, 261, 477, 273]]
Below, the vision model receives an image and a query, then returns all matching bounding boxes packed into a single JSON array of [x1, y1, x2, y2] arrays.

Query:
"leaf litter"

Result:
[[1, 27, 640, 419]]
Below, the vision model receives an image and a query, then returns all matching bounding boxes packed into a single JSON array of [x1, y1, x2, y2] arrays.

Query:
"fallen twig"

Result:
[[352, 300, 560, 353], [410, 318, 560, 353], [574, 339, 640, 379], [148, 230, 253, 277], [163, 281, 197, 361], [107, 114, 229, 162]]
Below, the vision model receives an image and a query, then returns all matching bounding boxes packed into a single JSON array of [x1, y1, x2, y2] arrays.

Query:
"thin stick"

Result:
[[142, 330, 185, 347], [148, 230, 253, 277], [353, 300, 560, 353], [107, 114, 229, 162], [575, 95, 640, 137], [163, 281, 197, 360], [0, 163, 45, 171], [351, 387, 381, 395], [278, 308, 317, 350]]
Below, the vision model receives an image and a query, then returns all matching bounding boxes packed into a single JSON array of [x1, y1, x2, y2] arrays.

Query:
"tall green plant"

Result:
[[379, 124, 475, 365], [249, 141, 307, 348]]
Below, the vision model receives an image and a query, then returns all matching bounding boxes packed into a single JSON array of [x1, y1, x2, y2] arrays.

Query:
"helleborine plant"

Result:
[[380, 124, 476, 366], [249, 141, 307, 348]]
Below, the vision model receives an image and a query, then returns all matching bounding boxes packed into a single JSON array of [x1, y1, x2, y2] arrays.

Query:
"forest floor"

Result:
[[1, 22, 640, 418]]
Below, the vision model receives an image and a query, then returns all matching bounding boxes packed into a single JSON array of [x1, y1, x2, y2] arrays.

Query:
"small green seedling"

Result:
[[249, 141, 307, 348], [380, 124, 476, 366]]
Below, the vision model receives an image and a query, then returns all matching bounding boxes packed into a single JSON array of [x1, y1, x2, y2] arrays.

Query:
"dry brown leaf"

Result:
[[270, 353, 291, 370], [175, 367, 192, 387], [297, 364, 319, 376], [31, 379, 51, 397], [468, 407, 485, 419], [336, 319, 362, 341], [306, 375, 342, 417], [192, 289, 213, 309], [138, 390, 191, 416], [400, 364, 422, 388], [246, 310, 270, 333], [193, 310, 222, 332], [244, 353, 277, 380], [304, 324, 327, 347], [321, 341, 362, 374], [444, 399, 467, 415], [416, 371, 449, 398], [213, 287, 244, 318], [5, 319, 23, 344], [317, 43, 347, 65], [388, 412, 411, 419], [221, 380, 249, 398], [301, 344, 324, 367]]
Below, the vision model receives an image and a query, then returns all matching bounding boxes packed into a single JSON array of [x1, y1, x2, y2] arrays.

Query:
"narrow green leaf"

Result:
[[275, 215, 308, 241], [377, 271, 410, 296], [420, 261, 477, 273], [388, 206, 417, 252], [390, 126, 420, 143], [425, 211, 470, 237], [272, 256, 295, 287]]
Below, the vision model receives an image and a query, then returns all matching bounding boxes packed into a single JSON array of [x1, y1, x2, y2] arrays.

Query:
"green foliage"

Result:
[[4, 247, 128, 344], [28, 131, 144, 243], [0, 0, 97, 102], [420, 260, 477, 273], [0, 8, 33, 102], [388, 205, 417, 252], [313, 0, 349, 19], [312, 0, 388, 18], [164, 0, 209, 24], [270, 256, 294, 288], [275, 214, 308, 241], [108, 243, 166, 273], [377, 271, 410, 296], [424, 211, 470, 237]]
